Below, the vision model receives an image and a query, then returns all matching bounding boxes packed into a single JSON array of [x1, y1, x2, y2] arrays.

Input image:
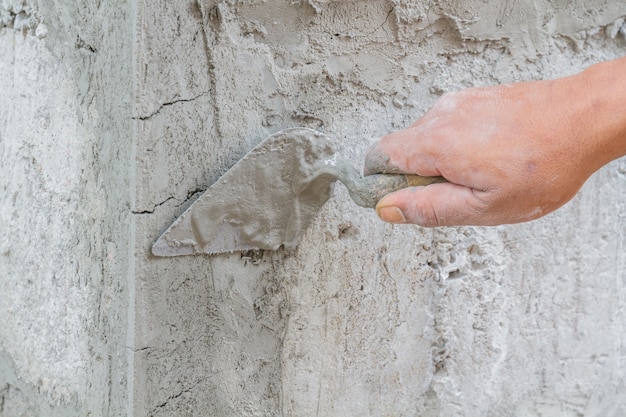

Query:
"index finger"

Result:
[[363, 127, 441, 177]]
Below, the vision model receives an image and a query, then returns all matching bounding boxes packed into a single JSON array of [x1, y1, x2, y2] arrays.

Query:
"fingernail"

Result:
[[363, 143, 388, 176], [376, 205, 407, 224]]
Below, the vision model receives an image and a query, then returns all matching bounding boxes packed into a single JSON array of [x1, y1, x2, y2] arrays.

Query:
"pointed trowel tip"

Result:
[[151, 235, 197, 257]]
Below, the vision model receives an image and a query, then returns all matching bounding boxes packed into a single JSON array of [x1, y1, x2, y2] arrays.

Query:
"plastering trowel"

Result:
[[152, 128, 444, 256]]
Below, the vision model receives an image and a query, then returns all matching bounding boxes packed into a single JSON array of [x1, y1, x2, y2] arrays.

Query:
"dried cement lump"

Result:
[[0, 0, 44, 36]]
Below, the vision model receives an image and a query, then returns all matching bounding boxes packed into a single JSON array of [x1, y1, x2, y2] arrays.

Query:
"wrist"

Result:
[[574, 57, 626, 169]]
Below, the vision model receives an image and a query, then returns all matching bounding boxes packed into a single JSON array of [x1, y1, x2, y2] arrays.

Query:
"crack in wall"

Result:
[[148, 377, 208, 416], [127, 346, 154, 353], [134, 91, 208, 121], [132, 188, 204, 215], [131, 196, 176, 215]]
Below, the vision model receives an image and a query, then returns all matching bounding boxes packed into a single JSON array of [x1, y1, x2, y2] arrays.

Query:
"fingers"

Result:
[[375, 183, 494, 227], [363, 128, 440, 177]]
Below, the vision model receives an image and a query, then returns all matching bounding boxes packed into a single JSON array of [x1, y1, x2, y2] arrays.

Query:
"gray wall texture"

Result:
[[1, 0, 626, 416]]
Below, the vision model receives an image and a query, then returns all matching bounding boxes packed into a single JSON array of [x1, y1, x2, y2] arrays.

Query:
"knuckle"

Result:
[[411, 201, 442, 227]]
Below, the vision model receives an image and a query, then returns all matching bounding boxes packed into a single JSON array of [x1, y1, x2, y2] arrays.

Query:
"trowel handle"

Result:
[[350, 174, 447, 208], [403, 174, 447, 188]]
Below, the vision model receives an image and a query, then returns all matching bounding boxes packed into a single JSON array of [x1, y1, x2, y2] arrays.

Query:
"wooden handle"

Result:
[[404, 174, 447, 188]]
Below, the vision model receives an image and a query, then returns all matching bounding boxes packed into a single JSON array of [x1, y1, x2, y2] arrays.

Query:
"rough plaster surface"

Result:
[[1, 0, 133, 415], [2, 0, 626, 416], [136, 1, 626, 416]]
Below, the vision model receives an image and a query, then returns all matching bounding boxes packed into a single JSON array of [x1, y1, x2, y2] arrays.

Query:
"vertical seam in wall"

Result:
[[126, 0, 140, 415], [616, 223, 621, 381]]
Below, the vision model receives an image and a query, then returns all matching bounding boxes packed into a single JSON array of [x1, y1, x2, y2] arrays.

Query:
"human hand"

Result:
[[364, 59, 626, 226]]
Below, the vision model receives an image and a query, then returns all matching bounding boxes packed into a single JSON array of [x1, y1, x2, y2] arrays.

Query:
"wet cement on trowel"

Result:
[[152, 128, 367, 255]]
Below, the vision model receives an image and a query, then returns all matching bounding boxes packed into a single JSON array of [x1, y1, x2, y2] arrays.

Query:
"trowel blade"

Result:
[[152, 128, 338, 256]]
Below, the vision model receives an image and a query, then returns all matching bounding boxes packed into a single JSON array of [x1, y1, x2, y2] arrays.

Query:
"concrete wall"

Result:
[[0, 0, 133, 415], [2, 0, 626, 416]]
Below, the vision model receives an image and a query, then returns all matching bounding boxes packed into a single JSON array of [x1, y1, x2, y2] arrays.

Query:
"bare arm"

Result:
[[364, 56, 626, 226]]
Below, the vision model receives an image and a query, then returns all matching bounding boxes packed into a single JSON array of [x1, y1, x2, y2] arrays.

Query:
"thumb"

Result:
[[375, 183, 489, 227]]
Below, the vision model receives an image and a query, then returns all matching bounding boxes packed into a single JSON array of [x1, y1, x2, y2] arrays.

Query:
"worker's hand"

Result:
[[364, 67, 622, 227]]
